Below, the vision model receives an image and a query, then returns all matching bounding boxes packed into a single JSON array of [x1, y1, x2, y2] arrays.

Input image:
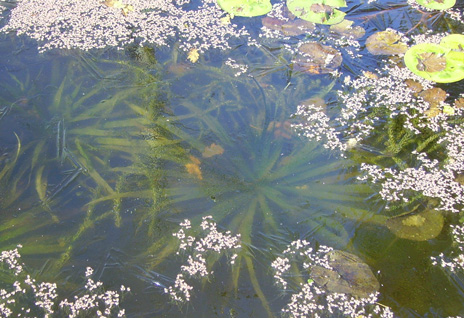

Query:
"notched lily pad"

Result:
[[415, 0, 456, 11], [404, 43, 464, 83], [366, 30, 408, 55], [310, 250, 380, 298], [386, 208, 444, 241], [217, 0, 272, 17], [293, 42, 342, 74], [287, 0, 347, 25]]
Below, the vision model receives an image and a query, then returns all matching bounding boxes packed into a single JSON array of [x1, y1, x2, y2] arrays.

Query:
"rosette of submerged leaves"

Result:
[[415, 0, 456, 10], [217, 0, 272, 17], [286, 0, 346, 25], [138, 57, 373, 314], [404, 34, 464, 83]]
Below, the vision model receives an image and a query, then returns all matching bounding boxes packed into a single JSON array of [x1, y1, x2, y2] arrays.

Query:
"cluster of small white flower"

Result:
[[165, 216, 241, 302], [292, 103, 348, 154], [0, 0, 249, 53], [432, 225, 464, 272], [58, 267, 129, 318], [224, 58, 249, 77], [0, 246, 129, 318], [271, 240, 395, 317], [0, 245, 23, 276]]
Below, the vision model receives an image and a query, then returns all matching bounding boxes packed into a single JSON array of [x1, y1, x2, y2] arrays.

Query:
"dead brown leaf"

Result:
[[202, 143, 224, 158], [185, 155, 203, 179], [419, 87, 447, 107], [454, 97, 464, 109]]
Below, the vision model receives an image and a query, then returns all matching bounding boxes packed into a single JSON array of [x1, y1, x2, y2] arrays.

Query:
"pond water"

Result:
[[1, 0, 464, 317]]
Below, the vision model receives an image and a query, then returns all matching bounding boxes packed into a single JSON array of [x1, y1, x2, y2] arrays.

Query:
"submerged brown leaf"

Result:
[[202, 143, 224, 158], [329, 19, 365, 39], [419, 87, 447, 117], [262, 17, 314, 36], [366, 30, 408, 55], [185, 155, 203, 179], [294, 42, 342, 74], [404, 79, 423, 94], [420, 87, 447, 107], [454, 97, 464, 109]]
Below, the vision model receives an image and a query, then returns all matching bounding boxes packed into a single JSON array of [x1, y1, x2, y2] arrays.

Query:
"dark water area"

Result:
[[1, 0, 464, 317]]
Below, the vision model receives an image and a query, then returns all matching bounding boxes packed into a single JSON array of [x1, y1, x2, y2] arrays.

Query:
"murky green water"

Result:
[[1, 0, 464, 317]]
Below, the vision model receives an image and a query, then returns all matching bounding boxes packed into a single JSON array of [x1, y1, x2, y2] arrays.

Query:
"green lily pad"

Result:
[[404, 43, 464, 83], [366, 30, 408, 55], [415, 0, 456, 11], [286, 0, 347, 25], [217, 0, 272, 17], [310, 250, 380, 298], [386, 208, 444, 241], [440, 34, 464, 52]]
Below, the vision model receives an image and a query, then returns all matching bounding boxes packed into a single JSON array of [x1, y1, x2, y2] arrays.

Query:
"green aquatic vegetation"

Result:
[[131, 60, 379, 312], [0, 49, 170, 274]]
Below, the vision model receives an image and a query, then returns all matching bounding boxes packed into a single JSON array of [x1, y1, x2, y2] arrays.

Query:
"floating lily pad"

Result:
[[404, 43, 464, 83], [386, 208, 444, 241], [286, 0, 347, 25], [366, 30, 408, 55], [329, 19, 365, 39], [415, 0, 456, 11], [217, 0, 272, 17], [310, 250, 380, 298], [440, 34, 464, 52]]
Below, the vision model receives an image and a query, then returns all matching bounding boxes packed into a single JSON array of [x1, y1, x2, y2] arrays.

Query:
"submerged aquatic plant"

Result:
[[128, 54, 381, 313], [0, 47, 170, 276]]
